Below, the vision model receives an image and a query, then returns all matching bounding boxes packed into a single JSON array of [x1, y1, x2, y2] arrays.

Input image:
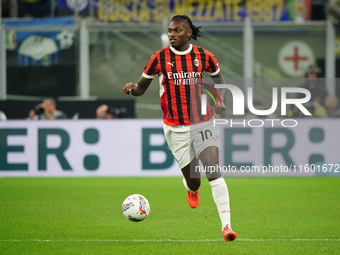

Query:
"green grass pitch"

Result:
[[0, 177, 339, 255]]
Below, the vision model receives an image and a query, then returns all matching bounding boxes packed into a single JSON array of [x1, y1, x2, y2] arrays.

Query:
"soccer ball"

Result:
[[122, 194, 150, 222]]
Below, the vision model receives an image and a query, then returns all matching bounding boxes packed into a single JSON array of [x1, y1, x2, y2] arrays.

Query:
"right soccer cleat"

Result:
[[186, 190, 199, 208], [222, 224, 237, 242]]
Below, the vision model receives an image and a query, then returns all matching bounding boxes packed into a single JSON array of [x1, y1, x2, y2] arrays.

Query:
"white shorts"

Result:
[[164, 118, 220, 169]]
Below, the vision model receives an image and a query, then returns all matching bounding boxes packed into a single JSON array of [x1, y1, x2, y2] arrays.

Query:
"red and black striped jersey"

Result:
[[142, 44, 220, 126]]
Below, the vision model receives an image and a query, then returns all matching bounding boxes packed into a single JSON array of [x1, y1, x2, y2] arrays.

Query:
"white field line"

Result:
[[0, 239, 339, 242]]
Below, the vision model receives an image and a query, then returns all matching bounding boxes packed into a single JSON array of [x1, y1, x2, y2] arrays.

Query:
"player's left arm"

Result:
[[206, 50, 226, 115], [210, 71, 227, 115]]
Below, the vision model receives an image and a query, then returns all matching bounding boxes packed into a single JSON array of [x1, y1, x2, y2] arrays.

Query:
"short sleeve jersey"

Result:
[[142, 44, 220, 126]]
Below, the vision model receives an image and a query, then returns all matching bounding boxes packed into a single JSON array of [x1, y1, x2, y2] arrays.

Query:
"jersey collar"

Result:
[[170, 44, 192, 55]]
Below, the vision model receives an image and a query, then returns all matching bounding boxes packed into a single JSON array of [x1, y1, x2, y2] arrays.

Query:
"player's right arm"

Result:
[[123, 51, 159, 96], [123, 76, 153, 96]]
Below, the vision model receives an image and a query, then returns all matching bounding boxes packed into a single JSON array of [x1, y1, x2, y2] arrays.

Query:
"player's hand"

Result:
[[213, 100, 226, 115], [123, 82, 137, 95]]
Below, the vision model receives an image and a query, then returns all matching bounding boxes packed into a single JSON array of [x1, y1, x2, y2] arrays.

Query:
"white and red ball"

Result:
[[122, 194, 150, 222]]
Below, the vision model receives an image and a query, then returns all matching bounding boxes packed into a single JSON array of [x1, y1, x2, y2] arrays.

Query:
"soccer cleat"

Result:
[[222, 224, 237, 242], [186, 190, 199, 208]]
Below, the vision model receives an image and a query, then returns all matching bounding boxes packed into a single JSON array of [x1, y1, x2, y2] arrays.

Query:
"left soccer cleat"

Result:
[[222, 224, 237, 242], [186, 190, 199, 208]]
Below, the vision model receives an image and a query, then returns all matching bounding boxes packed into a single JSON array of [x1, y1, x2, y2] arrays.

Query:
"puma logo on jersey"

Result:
[[167, 62, 175, 67]]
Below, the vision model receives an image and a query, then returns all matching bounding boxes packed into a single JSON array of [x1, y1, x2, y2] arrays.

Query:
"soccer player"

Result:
[[123, 15, 237, 241]]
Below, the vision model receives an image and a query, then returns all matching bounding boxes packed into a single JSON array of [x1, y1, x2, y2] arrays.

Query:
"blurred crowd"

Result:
[[0, 99, 129, 121], [291, 65, 340, 118]]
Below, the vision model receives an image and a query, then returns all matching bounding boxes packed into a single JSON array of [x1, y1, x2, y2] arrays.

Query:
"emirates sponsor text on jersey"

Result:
[[167, 71, 202, 85]]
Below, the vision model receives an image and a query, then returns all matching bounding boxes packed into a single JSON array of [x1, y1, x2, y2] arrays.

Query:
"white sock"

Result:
[[210, 177, 231, 231], [182, 177, 195, 192]]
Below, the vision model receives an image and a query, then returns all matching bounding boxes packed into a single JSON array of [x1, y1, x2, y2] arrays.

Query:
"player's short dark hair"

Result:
[[171, 15, 201, 40]]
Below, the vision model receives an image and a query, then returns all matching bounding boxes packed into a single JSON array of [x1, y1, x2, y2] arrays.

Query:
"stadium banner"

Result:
[[97, 0, 306, 22], [56, 0, 311, 23], [3, 17, 77, 97], [3, 17, 76, 67], [0, 119, 339, 177]]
